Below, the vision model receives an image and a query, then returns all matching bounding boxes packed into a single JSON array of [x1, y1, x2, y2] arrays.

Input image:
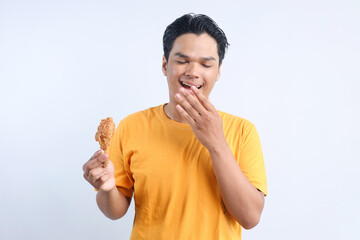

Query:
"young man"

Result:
[[83, 13, 267, 239]]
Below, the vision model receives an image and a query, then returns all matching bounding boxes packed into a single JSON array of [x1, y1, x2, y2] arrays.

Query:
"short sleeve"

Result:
[[109, 121, 134, 198], [237, 122, 267, 196]]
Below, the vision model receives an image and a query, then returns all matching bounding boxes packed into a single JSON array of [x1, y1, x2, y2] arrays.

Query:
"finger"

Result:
[[179, 87, 207, 115], [191, 85, 214, 111], [83, 149, 102, 171], [83, 150, 103, 170], [103, 159, 114, 171], [87, 152, 108, 169], [175, 104, 197, 126], [97, 172, 113, 184], [83, 153, 108, 179], [91, 149, 103, 161], [88, 167, 108, 183], [175, 92, 202, 123], [93, 170, 114, 189]]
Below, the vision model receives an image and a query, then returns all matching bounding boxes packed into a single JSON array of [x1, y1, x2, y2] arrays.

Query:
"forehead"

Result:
[[170, 33, 219, 61]]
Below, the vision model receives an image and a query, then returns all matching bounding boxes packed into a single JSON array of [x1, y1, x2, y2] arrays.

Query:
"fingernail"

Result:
[[176, 93, 181, 99], [94, 150, 102, 157], [102, 154, 108, 160]]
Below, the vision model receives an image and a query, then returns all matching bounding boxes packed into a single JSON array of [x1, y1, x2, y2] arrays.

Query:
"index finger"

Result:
[[191, 86, 213, 111], [83, 150, 106, 171]]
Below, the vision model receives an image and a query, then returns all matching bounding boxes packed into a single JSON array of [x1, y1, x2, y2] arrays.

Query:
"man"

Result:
[[83, 13, 267, 239]]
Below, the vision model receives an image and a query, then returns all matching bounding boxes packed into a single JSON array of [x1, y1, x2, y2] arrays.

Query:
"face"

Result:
[[162, 33, 221, 104]]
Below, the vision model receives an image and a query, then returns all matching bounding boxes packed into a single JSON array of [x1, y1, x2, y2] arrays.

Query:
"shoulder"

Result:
[[113, 105, 161, 140], [117, 105, 163, 133], [120, 105, 160, 123], [218, 110, 256, 131]]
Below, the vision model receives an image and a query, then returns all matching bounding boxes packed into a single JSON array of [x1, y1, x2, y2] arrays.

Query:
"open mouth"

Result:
[[179, 80, 203, 90]]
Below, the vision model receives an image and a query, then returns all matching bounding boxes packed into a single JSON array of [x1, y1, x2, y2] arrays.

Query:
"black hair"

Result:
[[163, 13, 229, 65]]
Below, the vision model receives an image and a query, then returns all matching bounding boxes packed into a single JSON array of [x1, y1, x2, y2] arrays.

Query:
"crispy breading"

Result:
[[95, 117, 115, 166]]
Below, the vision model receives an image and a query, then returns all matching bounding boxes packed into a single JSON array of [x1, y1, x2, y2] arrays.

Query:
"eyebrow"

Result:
[[174, 52, 216, 61]]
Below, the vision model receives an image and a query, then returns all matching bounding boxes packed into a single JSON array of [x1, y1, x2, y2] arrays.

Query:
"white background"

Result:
[[1, 0, 359, 239]]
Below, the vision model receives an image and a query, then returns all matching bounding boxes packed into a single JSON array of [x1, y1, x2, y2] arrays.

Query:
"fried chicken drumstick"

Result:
[[95, 117, 115, 167]]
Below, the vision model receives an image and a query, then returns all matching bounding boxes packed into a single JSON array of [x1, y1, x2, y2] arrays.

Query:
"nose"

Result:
[[185, 62, 199, 78]]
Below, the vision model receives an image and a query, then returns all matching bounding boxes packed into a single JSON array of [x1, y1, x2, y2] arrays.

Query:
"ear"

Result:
[[216, 63, 222, 82], [162, 55, 167, 76]]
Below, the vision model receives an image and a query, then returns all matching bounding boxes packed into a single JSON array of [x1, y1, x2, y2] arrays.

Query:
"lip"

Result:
[[179, 79, 203, 89]]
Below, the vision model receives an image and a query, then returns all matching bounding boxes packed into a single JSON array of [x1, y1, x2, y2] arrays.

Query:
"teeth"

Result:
[[181, 81, 201, 89]]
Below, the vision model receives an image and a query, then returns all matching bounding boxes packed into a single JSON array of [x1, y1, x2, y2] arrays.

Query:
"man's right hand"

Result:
[[83, 150, 116, 192]]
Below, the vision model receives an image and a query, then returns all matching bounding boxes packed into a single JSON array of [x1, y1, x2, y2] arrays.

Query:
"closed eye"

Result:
[[176, 60, 187, 64]]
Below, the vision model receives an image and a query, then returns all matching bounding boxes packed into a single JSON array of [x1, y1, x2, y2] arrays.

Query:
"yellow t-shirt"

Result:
[[109, 104, 267, 240]]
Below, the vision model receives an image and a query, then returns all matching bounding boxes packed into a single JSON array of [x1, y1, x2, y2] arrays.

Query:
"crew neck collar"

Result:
[[159, 103, 192, 130]]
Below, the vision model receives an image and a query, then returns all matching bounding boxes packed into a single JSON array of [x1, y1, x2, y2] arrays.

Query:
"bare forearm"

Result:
[[96, 187, 130, 220], [209, 142, 264, 229], [173, 86, 265, 228]]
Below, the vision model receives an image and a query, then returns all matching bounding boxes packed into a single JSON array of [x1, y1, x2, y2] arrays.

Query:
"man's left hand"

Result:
[[175, 86, 226, 151]]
